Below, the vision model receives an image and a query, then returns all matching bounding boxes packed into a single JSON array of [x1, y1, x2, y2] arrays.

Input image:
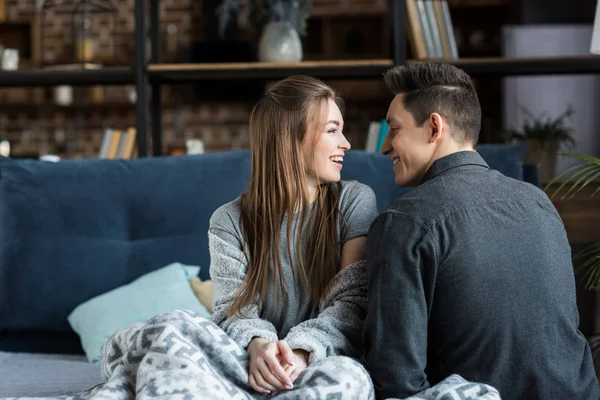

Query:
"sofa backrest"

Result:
[[0, 144, 531, 353]]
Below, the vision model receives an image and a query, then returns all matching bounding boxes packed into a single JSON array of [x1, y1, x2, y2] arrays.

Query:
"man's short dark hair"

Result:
[[383, 63, 481, 146]]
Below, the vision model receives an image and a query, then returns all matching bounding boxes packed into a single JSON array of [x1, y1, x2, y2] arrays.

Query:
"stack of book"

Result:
[[364, 120, 389, 153], [405, 0, 458, 60], [98, 127, 137, 159]]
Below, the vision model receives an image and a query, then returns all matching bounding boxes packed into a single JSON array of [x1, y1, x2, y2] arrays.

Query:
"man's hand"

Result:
[[247, 338, 295, 395], [282, 349, 309, 384]]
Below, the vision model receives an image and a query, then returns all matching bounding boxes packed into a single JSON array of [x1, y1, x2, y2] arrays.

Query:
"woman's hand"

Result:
[[247, 338, 295, 395], [282, 349, 309, 384]]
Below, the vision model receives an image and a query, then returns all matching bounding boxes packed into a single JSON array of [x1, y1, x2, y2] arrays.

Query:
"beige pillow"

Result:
[[189, 277, 215, 314]]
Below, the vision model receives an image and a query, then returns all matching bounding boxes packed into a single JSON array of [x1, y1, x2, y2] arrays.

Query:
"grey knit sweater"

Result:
[[208, 180, 378, 364]]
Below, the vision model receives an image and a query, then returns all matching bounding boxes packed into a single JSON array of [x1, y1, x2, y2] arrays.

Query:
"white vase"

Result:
[[258, 21, 303, 63]]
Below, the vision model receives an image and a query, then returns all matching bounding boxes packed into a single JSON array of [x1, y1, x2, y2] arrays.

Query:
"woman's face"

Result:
[[303, 98, 351, 192]]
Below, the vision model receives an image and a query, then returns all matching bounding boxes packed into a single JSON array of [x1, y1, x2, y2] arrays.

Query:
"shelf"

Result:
[[0, 57, 594, 88], [0, 67, 134, 87], [148, 60, 394, 82], [148, 56, 600, 83], [436, 56, 600, 76], [0, 56, 594, 88]]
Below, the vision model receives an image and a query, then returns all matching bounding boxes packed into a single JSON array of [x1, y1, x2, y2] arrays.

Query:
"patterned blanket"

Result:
[[3, 309, 500, 400]]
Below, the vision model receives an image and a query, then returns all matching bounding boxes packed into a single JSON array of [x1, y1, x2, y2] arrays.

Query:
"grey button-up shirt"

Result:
[[363, 151, 599, 400]]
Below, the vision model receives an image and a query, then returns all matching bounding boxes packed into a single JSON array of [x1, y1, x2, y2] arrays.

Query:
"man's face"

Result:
[[381, 94, 436, 187]]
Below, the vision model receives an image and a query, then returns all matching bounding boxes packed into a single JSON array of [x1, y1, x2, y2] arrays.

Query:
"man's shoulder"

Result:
[[383, 170, 547, 224], [383, 180, 446, 224]]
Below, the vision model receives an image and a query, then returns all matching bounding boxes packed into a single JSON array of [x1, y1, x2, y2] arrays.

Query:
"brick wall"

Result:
[[0, 0, 389, 159]]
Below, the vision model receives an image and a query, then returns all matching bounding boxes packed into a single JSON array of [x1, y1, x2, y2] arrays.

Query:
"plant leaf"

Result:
[[561, 166, 599, 199], [544, 153, 600, 198]]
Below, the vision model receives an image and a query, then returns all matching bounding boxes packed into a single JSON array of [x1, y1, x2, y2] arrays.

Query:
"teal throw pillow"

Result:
[[67, 262, 211, 363]]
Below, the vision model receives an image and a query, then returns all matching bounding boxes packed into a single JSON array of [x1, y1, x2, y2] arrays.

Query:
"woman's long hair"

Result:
[[227, 75, 345, 319]]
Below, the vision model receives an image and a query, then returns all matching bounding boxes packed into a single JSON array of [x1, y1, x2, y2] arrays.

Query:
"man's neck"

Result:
[[420, 143, 475, 184], [432, 142, 475, 164]]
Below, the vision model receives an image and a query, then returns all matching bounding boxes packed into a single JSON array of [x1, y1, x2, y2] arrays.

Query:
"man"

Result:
[[362, 62, 599, 400]]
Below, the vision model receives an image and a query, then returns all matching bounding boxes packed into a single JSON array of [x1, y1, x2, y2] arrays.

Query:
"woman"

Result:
[[208, 75, 378, 398]]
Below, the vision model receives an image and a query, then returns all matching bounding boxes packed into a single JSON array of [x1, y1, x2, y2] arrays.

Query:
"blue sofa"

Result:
[[0, 145, 534, 396]]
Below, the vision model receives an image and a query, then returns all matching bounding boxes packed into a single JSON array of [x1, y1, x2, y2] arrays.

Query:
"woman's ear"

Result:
[[429, 113, 444, 144]]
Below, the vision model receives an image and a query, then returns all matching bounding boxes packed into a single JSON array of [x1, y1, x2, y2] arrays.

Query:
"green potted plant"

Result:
[[545, 153, 600, 377], [505, 104, 576, 183], [216, 0, 313, 62], [546, 152, 600, 290]]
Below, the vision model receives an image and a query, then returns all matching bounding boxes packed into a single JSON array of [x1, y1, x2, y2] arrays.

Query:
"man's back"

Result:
[[364, 151, 599, 400]]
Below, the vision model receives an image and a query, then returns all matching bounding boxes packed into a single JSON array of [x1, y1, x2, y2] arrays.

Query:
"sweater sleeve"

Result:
[[209, 211, 278, 349], [283, 260, 368, 364]]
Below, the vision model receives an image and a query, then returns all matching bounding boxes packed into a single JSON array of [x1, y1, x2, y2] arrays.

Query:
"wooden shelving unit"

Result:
[[0, 0, 599, 157]]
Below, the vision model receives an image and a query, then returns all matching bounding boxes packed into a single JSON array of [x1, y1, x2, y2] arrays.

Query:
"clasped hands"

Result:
[[247, 337, 309, 395]]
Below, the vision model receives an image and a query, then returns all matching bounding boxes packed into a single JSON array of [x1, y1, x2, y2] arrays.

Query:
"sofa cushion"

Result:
[[476, 143, 529, 181], [0, 151, 250, 334]]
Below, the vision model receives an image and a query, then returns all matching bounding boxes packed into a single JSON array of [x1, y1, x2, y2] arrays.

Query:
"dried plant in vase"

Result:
[[216, 0, 313, 62]]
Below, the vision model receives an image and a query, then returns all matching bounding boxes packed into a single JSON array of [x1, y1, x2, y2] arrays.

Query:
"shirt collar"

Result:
[[421, 150, 490, 184]]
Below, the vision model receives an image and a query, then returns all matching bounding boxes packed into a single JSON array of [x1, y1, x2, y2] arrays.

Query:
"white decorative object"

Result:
[[1, 49, 19, 70], [186, 139, 205, 155], [0, 140, 10, 157], [592, 0, 600, 54], [258, 21, 303, 63], [54, 86, 73, 106], [127, 85, 137, 103]]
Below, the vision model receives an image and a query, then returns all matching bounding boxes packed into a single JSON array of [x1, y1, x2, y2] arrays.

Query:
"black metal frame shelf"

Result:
[[1, 0, 600, 158]]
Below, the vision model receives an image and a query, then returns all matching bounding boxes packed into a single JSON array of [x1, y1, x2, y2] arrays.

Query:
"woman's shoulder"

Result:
[[209, 196, 243, 233], [338, 180, 376, 201]]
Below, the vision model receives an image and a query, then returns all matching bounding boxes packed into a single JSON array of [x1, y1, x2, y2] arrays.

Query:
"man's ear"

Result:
[[429, 113, 444, 144]]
